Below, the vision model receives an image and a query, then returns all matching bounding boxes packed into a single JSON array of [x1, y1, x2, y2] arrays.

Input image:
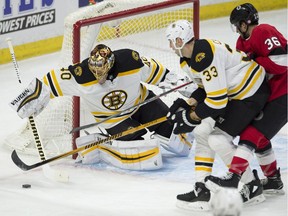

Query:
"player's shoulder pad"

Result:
[[68, 58, 96, 84], [190, 39, 214, 72], [113, 49, 144, 74]]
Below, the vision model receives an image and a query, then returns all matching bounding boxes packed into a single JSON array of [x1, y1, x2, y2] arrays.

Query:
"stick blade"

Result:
[[11, 150, 35, 171]]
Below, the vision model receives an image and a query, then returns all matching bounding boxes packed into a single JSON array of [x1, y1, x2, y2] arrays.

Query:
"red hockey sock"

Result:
[[229, 156, 249, 176], [260, 160, 277, 177]]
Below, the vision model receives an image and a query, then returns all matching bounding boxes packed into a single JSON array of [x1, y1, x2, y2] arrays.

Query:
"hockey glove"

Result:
[[169, 109, 201, 134], [167, 98, 192, 119], [247, 52, 257, 60], [9, 78, 50, 119]]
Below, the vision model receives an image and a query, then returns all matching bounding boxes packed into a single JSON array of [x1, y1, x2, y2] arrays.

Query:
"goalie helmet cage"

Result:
[[3, 0, 199, 158]]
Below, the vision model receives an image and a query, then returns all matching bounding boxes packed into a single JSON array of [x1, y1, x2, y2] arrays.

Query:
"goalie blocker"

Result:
[[9, 78, 50, 119]]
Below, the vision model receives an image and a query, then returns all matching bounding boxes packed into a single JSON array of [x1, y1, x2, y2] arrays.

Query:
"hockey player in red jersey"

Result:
[[205, 3, 287, 198]]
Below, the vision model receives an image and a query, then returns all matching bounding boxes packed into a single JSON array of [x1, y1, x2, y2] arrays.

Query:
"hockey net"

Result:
[[3, 0, 199, 157]]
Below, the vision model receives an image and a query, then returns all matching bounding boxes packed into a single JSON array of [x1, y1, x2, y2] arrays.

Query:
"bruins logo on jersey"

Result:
[[74, 66, 83, 76], [102, 90, 127, 110], [132, 51, 139, 61], [195, 52, 205, 62]]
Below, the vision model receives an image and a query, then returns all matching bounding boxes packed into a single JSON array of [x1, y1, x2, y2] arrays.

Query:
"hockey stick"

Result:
[[6, 38, 69, 182], [11, 116, 167, 171], [70, 80, 193, 133]]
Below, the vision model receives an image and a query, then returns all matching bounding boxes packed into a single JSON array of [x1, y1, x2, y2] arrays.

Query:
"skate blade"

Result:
[[244, 194, 266, 206], [263, 189, 285, 195], [176, 200, 210, 211]]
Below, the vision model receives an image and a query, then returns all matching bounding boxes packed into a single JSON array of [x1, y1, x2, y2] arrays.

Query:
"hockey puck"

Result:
[[22, 184, 31, 189]]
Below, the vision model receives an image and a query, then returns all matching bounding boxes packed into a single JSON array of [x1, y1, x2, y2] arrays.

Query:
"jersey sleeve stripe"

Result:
[[149, 59, 165, 85], [206, 88, 227, 96], [42, 76, 54, 99], [205, 88, 228, 108], [50, 70, 63, 96], [46, 72, 59, 97], [145, 59, 161, 84], [205, 97, 228, 108], [145, 60, 157, 83]]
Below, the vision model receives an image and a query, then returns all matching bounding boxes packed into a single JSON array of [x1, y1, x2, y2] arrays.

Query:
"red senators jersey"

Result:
[[236, 24, 287, 101]]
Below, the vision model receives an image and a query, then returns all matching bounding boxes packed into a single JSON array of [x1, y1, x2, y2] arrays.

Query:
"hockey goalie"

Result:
[[9, 44, 195, 171]]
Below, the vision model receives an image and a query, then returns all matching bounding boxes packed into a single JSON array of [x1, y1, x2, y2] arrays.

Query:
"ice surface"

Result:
[[0, 9, 287, 216]]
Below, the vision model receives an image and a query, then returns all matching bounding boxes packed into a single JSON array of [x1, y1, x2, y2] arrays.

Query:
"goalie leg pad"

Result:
[[75, 133, 110, 164], [154, 132, 193, 157], [98, 139, 163, 170]]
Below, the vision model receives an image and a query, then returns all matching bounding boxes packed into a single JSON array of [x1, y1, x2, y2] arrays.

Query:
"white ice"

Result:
[[0, 9, 287, 216]]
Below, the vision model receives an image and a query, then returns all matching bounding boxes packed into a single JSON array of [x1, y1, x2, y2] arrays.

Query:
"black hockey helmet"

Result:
[[230, 3, 259, 27]]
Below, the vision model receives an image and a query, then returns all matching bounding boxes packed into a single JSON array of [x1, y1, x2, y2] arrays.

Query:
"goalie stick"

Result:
[[70, 80, 194, 133], [6, 38, 69, 182], [12, 116, 167, 171]]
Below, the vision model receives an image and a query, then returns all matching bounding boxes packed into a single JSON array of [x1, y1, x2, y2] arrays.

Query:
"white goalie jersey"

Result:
[[42, 49, 169, 129]]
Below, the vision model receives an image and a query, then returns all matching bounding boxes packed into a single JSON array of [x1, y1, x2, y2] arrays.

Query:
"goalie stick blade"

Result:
[[11, 150, 49, 171], [11, 150, 35, 171]]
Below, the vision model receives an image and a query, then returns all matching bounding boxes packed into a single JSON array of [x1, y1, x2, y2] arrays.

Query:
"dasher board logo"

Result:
[[78, 0, 103, 7], [0, 9, 55, 35]]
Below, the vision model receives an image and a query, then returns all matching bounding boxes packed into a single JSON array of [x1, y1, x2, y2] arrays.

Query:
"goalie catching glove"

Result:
[[167, 98, 200, 134], [9, 78, 50, 119]]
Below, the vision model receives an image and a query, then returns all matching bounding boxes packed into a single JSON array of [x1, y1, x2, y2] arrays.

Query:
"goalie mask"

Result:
[[88, 44, 115, 84]]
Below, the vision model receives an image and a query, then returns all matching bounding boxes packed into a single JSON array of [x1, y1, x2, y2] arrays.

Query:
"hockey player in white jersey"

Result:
[[165, 20, 270, 210], [10, 44, 193, 171]]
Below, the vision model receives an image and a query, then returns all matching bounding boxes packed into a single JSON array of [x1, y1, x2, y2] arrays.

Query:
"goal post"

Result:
[[68, 0, 200, 157], [3, 0, 200, 158]]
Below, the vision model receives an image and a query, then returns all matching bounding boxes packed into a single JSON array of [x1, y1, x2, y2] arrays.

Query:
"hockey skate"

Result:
[[205, 170, 266, 206], [261, 168, 285, 195], [239, 170, 266, 206], [176, 182, 210, 211], [204, 172, 241, 192]]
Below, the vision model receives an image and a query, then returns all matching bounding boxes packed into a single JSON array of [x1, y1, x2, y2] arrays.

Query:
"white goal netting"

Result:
[[3, 0, 198, 157]]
